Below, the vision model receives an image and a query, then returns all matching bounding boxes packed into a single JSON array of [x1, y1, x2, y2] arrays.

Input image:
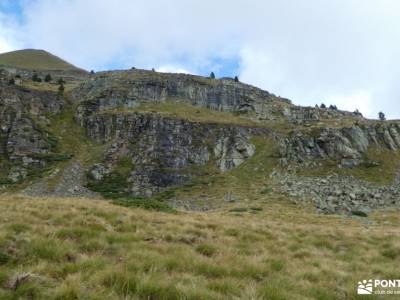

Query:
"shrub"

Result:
[[381, 248, 399, 259], [32, 73, 41, 82], [113, 198, 175, 213], [44, 74, 52, 82], [0, 252, 10, 265], [87, 172, 129, 199], [30, 153, 72, 162], [224, 228, 239, 237], [269, 259, 285, 272], [351, 210, 368, 217], [0, 178, 13, 185], [196, 243, 218, 257], [250, 207, 263, 211], [8, 223, 31, 233], [46, 135, 59, 149], [229, 207, 248, 212], [87, 157, 136, 199], [260, 186, 272, 194], [58, 83, 65, 94], [8, 78, 15, 85]]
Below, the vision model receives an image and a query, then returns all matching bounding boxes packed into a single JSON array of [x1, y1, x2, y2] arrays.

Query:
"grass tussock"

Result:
[[0, 195, 398, 299]]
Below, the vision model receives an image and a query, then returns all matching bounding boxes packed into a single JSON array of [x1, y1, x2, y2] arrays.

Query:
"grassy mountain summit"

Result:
[[0, 49, 82, 71]]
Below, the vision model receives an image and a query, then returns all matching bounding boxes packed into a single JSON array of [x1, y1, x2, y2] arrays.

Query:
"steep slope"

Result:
[[73, 69, 358, 124], [0, 49, 81, 71], [0, 76, 68, 184], [0, 61, 400, 215]]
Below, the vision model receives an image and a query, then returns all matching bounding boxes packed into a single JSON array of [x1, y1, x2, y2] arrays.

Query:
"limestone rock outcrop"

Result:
[[0, 79, 65, 182], [73, 70, 294, 125], [83, 112, 257, 196], [279, 123, 400, 166]]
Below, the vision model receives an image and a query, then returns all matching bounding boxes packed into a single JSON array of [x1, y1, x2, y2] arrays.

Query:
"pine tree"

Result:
[[210, 72, 215, 79], [32, 73, 40, 82], [234, 76, 239, 82], [44, 74, 52, 82], [378, 112, 386, 121]]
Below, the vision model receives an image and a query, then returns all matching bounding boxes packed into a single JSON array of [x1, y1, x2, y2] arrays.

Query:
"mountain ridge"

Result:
[[0, 49, 399, 217], [0, 49, 85, 71]]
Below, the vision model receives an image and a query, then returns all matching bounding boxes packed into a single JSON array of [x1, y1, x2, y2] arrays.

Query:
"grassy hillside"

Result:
[[0, 195, 398, 299], [0, 49, 81, 71]]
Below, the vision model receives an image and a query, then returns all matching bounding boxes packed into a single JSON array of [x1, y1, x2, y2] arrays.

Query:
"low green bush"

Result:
[[228, 207, 248, 213], [113, 198, 175, 213]]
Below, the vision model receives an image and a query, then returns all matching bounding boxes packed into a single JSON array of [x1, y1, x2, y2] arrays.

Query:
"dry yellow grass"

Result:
[[0, 194, 398, 299]]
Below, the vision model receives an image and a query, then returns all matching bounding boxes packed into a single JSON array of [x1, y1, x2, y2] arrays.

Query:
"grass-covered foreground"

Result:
[[0, 195, 399, 299]]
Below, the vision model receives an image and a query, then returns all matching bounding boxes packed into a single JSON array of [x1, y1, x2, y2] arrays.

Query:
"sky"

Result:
[[0, 0, 399, 119]]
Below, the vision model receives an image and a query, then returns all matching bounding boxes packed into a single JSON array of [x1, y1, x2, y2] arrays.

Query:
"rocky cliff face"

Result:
[[73, 69, 292, 122], [84, 111, 259, 196], [2, 65, 400, 215], [280, 122, 400, 167], [0, 80, 65, 182], [73, 70, 360, 123]]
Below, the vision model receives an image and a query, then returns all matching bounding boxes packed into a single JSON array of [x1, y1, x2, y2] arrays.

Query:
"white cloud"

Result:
[[0, 37, 12, 53], [157, 65, 193, 75], [0, 11, 18, 54], [239, 47, 286, 96], [1, 0, 400, 118], [326, 91, 374, 118]]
